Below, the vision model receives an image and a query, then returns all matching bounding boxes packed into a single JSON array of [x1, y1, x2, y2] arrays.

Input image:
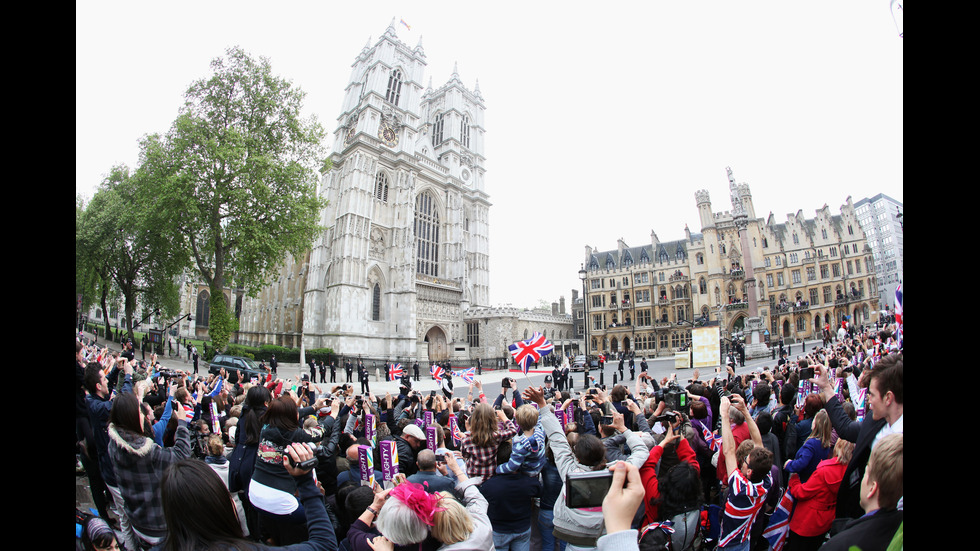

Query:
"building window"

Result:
[[806, 266, 816, 281], [766, 274, 774, 288], [375, 172, 389, 202], [415, 192, 440, 276], [847, 261, 853, 275], [832, 263, 841, 277], [432, 113, 445, 146], [820, 264, 829, 279], [592, 314, 605, 331], [793, 233, 799, 245], [637, 309, 651, 326], [823, 286, 832, 303], [385, 69, 403, 106], [792, 270, 801, 284], [830, 246, 838, 257], [460, 115, 470, 148], [466, 322, 479, 348], [372, 284, 381, 321], [765, 257, 771, 268], [796, 316, 806, 332], [699, 278, 707, 294], [777, 273, 784, 286], [696, 253, 704, 265], [195, 290, 210, 328], [821, 228, 828, 239], [810, 288, 819, 305], [775, 257, 782, 266]]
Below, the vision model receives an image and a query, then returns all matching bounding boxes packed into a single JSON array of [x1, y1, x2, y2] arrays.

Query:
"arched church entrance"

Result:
[[424, 326, 449, 362]]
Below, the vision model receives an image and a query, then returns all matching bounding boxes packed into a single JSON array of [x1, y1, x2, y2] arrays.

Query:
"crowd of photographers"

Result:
[[76, 319, 902, 551]]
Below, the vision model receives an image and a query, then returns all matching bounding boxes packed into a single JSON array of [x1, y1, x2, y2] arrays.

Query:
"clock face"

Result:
[[378, 122, 399, 147]]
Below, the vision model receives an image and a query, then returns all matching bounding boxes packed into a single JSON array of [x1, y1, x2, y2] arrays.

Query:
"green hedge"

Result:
[[222, 343, 335, 364]]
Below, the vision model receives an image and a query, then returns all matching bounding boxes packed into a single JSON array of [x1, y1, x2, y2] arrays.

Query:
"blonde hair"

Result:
[[430, 492, 474, 544], [833, 437, 854, 465], [867, 433, 903, 510], [514, 404, 539, 432], [809, 409, 832, 448]]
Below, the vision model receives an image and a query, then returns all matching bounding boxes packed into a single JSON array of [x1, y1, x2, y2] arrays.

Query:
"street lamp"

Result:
[[579, 265, 589, 365]]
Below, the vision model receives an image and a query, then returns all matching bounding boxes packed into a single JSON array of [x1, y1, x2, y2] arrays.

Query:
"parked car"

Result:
[[208, 354, 268, 384], [571, 355, 589, 371]]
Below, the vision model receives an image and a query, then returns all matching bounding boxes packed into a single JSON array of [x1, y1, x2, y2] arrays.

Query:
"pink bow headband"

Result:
[[390, 482, 445, 526]]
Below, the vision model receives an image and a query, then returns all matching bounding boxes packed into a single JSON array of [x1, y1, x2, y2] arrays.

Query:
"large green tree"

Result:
[[77, 165, 185, 343], [150, 46, 327, 353]]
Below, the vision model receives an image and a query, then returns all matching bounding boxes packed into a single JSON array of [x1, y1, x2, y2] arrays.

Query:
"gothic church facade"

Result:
[[240, 22, 490, 362]]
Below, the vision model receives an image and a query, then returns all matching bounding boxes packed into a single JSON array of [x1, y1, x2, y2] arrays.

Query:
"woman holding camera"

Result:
[[249, 394, 325, 545]]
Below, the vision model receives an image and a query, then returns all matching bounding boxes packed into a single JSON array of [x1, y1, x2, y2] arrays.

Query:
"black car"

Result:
[[208, 354, 268, 384]]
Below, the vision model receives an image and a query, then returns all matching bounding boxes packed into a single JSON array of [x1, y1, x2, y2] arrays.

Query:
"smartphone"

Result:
[[434, 454, 446, 462], [800, 367, 815, 380], [566, 470, 613, 508], [430, 390, 437, 397]]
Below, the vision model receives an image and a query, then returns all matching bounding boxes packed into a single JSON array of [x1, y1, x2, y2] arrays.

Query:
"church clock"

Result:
[[378, 121, 399, 147]]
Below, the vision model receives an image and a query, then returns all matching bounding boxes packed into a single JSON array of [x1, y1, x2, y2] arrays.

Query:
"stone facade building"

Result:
[[582, 170, 880, 358], [237, 21, 490, 364]]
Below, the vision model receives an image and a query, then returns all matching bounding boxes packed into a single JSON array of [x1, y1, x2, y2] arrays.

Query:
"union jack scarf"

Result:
[[509, 332, 554, 374]]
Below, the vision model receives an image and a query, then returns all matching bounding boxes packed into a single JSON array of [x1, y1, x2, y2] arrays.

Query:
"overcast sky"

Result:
[[76, 1, 903, 310]]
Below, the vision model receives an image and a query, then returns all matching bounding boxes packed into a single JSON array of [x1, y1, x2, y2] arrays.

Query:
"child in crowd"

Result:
[[496, 404, 547, 476]]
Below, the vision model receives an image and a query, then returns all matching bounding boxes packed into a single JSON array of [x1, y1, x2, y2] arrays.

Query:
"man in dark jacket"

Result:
[[394, 424, 426, 477]]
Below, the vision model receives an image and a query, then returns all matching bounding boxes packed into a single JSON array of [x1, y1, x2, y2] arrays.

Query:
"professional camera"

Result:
[[654, 382, 689, 416]]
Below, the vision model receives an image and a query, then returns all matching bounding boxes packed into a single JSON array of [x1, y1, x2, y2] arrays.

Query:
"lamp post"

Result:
[[579, 265, 589, 369]]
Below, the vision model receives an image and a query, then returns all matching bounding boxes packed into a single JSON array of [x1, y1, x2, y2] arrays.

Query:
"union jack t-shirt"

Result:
[[718, 468, 773, 548]]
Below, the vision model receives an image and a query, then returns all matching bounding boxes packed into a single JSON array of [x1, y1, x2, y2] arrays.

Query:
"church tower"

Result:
[[304, 21, 490, 363]]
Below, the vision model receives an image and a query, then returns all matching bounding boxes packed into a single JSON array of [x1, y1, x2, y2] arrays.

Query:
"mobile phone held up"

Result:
[[565, 470, 613, 508]]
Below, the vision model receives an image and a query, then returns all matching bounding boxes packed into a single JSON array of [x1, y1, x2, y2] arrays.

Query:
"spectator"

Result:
[[479, 440, 542, 550], [716, 394, 773, 550], [784, 409, 833, 483], [108, 390, 192, 549], [158, 445, 334, 550], [822, 433, 903, 551], [495, 404, 546, 476], [785, 438, 855, 551], [459, 403, 519, 480], [407, 449, 457, 495], [815, 353, 903, 519]]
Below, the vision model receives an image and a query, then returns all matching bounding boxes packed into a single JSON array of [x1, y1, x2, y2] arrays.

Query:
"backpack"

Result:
[[639, 509, 704, 551]]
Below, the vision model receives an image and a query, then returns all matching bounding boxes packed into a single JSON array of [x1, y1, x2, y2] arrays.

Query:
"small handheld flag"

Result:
[[388, 363, 404, 381], [508, 332, 554, 374]]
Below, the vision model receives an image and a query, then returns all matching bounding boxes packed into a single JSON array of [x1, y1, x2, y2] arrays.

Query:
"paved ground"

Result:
[[77, 331, 822, 520]]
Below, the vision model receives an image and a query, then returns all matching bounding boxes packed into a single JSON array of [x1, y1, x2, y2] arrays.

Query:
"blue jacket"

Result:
[[785, 436, 831, 483]]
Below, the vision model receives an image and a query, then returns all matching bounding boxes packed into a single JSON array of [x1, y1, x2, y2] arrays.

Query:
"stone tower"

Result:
[[303, 21, 490, 363]]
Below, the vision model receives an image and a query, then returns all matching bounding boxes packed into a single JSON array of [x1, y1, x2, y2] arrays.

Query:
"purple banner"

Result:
[[365, 413, 376, 445], [379, 440, 399, 483], [358, 445, 375, 487], [424, 410, 434, 427], [426, 425, 437, 452]]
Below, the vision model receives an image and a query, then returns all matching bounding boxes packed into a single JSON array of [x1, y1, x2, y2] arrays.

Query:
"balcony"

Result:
[[835, 290, 866, 305], [725, 302, 748, 312], [729, 269, 745, 279]]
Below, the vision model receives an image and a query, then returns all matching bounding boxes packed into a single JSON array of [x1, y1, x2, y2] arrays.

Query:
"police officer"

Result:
[[329, 360, 337, 383], [345, 358, 353, 383], [413, 360, 420, 382]]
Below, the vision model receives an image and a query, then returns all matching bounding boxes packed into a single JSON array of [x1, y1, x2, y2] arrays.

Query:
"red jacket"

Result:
[[716, 422, 750, 482], [640, 437, 700, 527], [788, 457, 846, 537]]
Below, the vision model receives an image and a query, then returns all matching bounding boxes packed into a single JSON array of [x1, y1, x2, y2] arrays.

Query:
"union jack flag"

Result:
[[449, 414, 465, 446], [508, 332, 554, 373], [762, 487, 796, 551], [454, 367, 476, 384], [388, 363, 404, 381], [701, 424, 722, 452], [430, 364, 444, 382]]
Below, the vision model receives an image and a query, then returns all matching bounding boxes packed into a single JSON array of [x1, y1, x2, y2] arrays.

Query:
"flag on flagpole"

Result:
[[508, 332, 554, 374], [400, 18, 411, 30], [388, 363, 404, 381]]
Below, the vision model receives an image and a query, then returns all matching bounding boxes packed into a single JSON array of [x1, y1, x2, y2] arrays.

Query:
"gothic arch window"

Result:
[[606, 254, 616, 270], [639, 249, 650, 263], [676, 245, 685, 260], [699, 277, 707, 294], [793, 233, 799, 245], [659, 249, 669, 263], [196, 290, 210, 328], [460, 115, 471, 148], [432, 112, 445, 146], [696, 253, 704, 265], [415, 191, 440, 276], [589, 257, 600, 270], [385, 69, 403, 106], [375, 172, 389, 202], [372, 283, 382, 321]]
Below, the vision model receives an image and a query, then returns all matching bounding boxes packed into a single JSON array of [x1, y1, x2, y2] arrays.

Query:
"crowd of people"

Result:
[[76, 319, 902, 551]]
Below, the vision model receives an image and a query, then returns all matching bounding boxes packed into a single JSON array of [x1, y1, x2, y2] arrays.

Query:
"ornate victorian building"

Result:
[[238, 21, 490, 363], [582, 169, 879, 358]]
